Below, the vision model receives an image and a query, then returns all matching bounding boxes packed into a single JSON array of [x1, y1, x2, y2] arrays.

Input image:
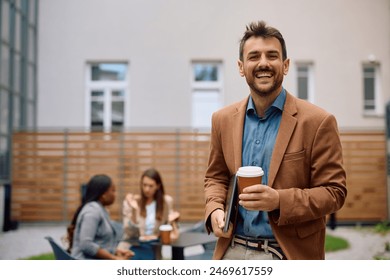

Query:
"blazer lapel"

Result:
[[268, 93, 297, 187], [232, 97, 249, 173]]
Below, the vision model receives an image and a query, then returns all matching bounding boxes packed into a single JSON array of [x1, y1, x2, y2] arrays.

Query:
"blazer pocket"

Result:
[[283, 149, 305, 162]]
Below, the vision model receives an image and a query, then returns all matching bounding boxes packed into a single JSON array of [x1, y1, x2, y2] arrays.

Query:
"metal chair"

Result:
[[45, 236, 75, 260]]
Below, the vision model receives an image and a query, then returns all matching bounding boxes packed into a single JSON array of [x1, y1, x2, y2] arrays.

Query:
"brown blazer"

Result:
[[204, 92, 347, 260]]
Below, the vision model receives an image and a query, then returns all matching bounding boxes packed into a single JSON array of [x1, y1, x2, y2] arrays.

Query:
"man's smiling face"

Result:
[[238, 36, 289, 98]]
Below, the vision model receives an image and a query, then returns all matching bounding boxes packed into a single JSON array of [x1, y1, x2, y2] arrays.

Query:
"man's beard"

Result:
[[247, 76, 282, 97], [247, 67, 283, 97]]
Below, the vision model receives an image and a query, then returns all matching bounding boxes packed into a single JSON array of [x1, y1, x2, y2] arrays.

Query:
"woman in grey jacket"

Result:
[[67, 174, 134, 260]]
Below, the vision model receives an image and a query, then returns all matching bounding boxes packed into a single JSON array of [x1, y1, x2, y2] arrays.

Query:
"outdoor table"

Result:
[[152, 232, 217, 260]]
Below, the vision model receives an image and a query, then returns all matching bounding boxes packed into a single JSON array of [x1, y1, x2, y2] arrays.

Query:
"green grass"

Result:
[[23, 252, 55, 260], [24, 234, 349, 259], [325, 234, 349, 252]]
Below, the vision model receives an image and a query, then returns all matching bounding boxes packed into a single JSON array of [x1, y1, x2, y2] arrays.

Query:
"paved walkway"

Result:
[[0, 223, 389, 260], [0, 222, 202, 260], [0, 223, 67, 260], [325, 226, 390, 260]]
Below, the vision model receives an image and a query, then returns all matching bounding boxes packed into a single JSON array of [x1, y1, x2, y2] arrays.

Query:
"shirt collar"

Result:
[[246, 88, 286, 117]]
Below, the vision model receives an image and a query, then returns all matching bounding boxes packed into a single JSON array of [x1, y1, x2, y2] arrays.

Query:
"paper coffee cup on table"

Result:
[[159, 224, 173, 245], [236, 166, 264, 194]]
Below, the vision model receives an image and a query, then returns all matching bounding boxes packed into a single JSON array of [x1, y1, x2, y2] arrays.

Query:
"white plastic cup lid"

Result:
[[236, 166, 264, 177], [159, 224, 173, 231]]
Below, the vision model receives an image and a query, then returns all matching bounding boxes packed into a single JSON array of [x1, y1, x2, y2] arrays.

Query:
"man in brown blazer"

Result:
[[204, 21, 347, 260]]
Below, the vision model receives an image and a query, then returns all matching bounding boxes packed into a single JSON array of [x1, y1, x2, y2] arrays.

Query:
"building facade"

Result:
[[1, 0, 390, 188], [0, 0, 38, 185], [36, 0, 390, 131]]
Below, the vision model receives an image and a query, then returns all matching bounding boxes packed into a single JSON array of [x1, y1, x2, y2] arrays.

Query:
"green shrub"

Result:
[[374, 221, 390, 235]]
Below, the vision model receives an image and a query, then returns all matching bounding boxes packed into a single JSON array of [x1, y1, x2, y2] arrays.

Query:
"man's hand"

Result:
[[239, 184, 280, 211], [210, 209, 233, 238]]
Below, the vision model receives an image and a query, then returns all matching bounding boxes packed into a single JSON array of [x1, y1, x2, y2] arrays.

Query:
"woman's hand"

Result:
[[139, 235, 158, 241], [168, 211, 180, 223], [115, 248, 135, 260]]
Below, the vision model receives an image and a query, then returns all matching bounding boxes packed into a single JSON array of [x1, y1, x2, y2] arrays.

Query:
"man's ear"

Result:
[[283, 58, 290, 75], [238, 60, 244, 77]]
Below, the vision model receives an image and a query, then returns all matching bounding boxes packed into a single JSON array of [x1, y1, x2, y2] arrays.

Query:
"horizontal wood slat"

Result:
[[12, 130, 210, 223], [337, 131, 388, 221], [11, 130, 388, 224]]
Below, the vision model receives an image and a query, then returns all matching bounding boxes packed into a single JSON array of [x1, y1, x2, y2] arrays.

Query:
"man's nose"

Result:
[[258, 55, 269, 67]]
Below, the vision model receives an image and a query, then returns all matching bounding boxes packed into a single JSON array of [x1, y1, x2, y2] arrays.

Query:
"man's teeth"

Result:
[[256, 72, 272, 78]]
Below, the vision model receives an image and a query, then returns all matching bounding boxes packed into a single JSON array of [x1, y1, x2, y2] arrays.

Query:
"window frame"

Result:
[[295, 62, 315, 103], [363, 63, 383, 117], [190, 61, 223, 128], [85, 62, 129, 132]]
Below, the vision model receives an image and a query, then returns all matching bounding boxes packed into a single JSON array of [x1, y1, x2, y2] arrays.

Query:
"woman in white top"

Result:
[[118, 168, 180, 259]]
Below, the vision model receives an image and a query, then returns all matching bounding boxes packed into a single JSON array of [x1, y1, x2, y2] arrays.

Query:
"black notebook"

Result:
[[223, 175, 238, 233]]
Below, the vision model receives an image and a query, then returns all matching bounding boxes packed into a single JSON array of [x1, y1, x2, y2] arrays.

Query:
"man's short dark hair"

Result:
[[239, 21, 287, 61]]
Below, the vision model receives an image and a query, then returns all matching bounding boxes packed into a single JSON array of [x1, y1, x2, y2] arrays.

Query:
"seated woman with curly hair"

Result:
[[67, 174, 134, 260]]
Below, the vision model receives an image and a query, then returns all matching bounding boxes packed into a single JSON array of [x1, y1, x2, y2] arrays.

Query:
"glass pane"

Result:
[[194, 64, 218, 82], [363, 66, 376, 111], [2, 1, 10, 42], [364, 101, 375, 111], [112, 90, 124, 97], [364, 77, 375, 100], [112, 101, 124, 127], [192, 90, 220, 127], [27, 102, 35, 128], [14, 54, 21, 93], [0, 91, 9, 134], [298, 77, 308, 100], [91, 63, 127, 81], [13, 96, 20, 129], [364, 67, 375, 75], [297, 66, 308, 75], [1, 46, 9, 86], [14, 12, 21, 52], [91, 101, 104, 128], [27, 65, 34, 100], [29, 0, 37, 25], [91, 90, 104, 97], [15, 0, 22, 9], [28, 27, 35, 62], [0, 136, 9, 180]]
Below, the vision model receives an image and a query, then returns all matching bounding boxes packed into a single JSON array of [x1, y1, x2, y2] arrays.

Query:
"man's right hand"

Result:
[[211, 209, 233, 238]]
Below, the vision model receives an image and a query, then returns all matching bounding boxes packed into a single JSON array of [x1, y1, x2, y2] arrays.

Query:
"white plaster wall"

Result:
[[37, 0, 390, 130]]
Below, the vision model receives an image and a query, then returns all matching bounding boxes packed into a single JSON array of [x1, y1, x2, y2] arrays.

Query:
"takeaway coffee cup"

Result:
[[159, 224, 173, 245], [236, 166, 264, 194]]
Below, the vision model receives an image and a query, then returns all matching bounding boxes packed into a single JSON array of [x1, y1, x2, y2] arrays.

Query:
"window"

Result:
[[296, 63, 314, 103], [363, 64, 382, 115], [86, 63, 128, 132], [0, 0, 38, 182], [191, 62, 223, 128]]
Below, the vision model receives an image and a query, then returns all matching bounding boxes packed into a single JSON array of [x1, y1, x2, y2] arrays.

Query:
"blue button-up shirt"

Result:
[[235, 88, 286, 238]]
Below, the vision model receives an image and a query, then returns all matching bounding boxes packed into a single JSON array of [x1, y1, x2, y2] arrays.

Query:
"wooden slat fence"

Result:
[[11, 129, 388, 223], [11, 130, 210, 223], [336, 130, 388, 221]]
